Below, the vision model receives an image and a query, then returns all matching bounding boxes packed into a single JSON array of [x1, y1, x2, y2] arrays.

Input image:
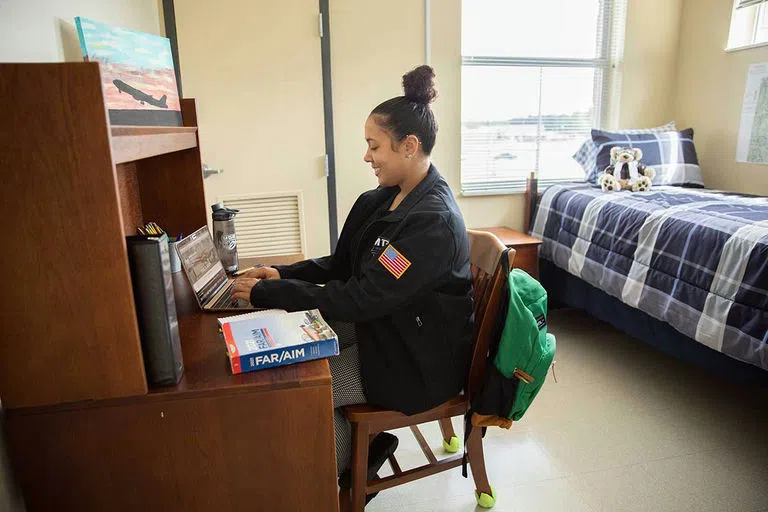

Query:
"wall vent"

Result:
[[220, 191, 305, 258]]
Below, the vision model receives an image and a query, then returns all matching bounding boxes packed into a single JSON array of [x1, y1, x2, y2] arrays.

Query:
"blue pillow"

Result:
[[572, 121, 676, 180], [590, 128, 704, 187]]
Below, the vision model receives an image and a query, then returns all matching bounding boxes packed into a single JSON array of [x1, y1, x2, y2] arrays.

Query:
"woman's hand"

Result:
[[230, 277, 260, 302], [230, 267, 280, 303], [240, 266, 281, 280]]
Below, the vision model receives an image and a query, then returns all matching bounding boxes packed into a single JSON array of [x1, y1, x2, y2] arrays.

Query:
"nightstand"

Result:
[[474, 227, 543, 279]]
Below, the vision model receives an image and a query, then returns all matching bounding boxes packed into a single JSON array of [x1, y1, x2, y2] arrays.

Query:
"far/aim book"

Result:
[[218, 309, 339, 374]]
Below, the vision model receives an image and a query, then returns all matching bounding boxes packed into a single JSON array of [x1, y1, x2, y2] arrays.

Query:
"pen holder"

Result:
[[168, 240, 182, 273]]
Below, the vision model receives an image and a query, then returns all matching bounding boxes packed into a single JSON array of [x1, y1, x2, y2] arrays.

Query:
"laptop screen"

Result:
[[175, 226, 229, 306]]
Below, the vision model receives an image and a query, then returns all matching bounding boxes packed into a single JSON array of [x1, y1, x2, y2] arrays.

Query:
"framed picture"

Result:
[[75, 17, 182, 127]]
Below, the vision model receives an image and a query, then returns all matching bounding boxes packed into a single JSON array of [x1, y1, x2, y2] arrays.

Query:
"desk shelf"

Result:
[[0, 62, 207, 409], [111, 126, 199, 164]]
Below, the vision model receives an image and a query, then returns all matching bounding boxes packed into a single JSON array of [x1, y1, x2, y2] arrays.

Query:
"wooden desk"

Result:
[[473, 227, 543, 279], [1, 65, 335, 511], [5, 258, 340, 512]]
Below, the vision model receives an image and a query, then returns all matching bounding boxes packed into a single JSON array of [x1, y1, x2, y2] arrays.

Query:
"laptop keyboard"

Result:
[[210, 280, 241, 309]]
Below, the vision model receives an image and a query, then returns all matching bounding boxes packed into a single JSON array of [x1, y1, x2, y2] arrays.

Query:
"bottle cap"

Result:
[[211, 202, 240, 220]]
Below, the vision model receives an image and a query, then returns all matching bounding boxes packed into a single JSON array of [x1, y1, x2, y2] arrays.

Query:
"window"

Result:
[[727, 0, 768, 51], [461, 0, 627, 195]]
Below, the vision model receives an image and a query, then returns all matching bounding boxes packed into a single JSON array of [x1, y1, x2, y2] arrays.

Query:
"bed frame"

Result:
[[522, 177, 768, 385], [523, 171, 539, 234]]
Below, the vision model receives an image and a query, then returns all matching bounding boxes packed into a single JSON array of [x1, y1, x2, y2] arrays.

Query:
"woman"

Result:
[[231, 65, 473, 490]]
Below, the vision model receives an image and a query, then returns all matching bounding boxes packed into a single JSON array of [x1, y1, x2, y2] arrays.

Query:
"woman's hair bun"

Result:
[[402, 65, 437, 105]]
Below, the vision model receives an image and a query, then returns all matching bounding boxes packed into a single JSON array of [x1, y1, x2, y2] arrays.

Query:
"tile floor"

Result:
[[366, 309, 768, 512]]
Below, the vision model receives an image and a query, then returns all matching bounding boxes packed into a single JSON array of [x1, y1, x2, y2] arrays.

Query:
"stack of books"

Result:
[[218, 309, 339, 374]]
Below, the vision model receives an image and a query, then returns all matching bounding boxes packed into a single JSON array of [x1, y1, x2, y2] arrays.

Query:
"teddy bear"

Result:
[[598, 146, 656, 192]]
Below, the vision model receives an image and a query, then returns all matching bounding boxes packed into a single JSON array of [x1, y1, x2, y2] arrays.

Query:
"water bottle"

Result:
[[211, 202, 239, 274]]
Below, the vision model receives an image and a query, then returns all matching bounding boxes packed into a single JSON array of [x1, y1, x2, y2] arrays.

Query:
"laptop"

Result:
[[176, 226, 257, 312]]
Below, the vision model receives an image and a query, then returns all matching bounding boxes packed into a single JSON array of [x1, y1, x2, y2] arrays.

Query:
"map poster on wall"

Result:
[[737, 62, 768, 165]]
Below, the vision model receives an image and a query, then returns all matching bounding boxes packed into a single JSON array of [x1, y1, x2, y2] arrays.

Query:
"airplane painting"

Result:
[[75, 17, 182, 126], [113, 79, 168, 108]]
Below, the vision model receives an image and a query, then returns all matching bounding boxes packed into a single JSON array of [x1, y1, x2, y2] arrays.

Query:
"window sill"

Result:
[[460, 189, 527, 197], [725, 40, 768, 53], [461, 178, 587, 197]]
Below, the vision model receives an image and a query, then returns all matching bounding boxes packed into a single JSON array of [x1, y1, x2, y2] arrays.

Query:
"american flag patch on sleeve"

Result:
[[378, 245, 411, 279]]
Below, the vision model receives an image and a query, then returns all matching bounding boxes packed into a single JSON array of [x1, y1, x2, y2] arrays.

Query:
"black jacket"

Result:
[[249, 165, 473, 414]]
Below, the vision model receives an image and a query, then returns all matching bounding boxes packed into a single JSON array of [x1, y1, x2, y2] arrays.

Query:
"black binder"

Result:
[[126, 234, 184, 385]]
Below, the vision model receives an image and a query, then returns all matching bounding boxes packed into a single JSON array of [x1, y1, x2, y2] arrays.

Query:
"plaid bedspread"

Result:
[[532, 184, 768, 371]]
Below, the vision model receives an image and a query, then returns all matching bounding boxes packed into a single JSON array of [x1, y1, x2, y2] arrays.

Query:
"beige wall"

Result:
[[329, 1, 427, 228], [619, 0, 683, 128], [0, 3, 163, 510], [675, 0, 768, 194], [0, 0, 163, 62], [331, 0, 685, 233]]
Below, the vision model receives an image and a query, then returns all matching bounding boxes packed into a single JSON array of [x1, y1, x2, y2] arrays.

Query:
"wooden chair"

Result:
[[340, 230, 515, 511]]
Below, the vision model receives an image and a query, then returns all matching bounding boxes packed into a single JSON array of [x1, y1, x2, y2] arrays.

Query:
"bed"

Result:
[[525, 179, 768, 383]]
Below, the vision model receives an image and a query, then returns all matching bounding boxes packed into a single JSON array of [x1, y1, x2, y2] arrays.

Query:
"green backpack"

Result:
[[470, 252, 557, 427], [462, 253, 556, 481]]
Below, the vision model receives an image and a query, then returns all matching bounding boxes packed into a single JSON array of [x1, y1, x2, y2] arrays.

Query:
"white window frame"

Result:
[[755, 3, 768, 44], [727, 0, 768, 52], [460, 0, 626, 195]]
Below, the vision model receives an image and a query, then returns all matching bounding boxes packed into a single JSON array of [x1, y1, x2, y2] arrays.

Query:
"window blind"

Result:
[[737, 0, 765, 10], [461, 0, 627, 195]]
